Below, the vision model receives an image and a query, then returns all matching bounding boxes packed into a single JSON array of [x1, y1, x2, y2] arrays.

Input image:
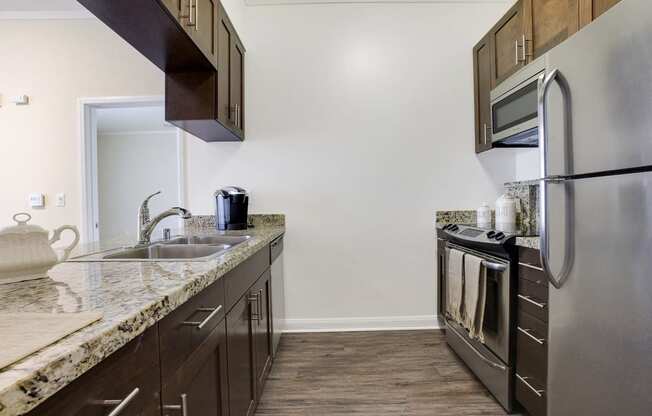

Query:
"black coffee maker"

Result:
[[215, 187, 249, 230]]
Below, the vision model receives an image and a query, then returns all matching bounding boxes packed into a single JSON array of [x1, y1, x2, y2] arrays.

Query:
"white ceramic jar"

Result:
[[477, 202, 492, 229], [495, 194, 518, 233], [0, 213, 79, 284]]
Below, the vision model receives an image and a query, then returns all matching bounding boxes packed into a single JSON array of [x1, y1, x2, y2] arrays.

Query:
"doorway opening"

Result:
[[80, 97, 185, 243]]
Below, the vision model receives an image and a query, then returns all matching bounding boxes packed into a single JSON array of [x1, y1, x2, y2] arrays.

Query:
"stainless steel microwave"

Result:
[[489, 56, 546, 147]]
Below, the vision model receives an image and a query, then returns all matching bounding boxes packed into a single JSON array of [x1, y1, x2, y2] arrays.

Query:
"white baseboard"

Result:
[[283, 315, 443, 333]]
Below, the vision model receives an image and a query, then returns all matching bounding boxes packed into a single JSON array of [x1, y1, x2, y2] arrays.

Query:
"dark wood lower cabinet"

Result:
[[226, 291, 257, 416], [161, 321, 229, 416], [26, 327, 161, 416], [253, 270, 273, 396], [516, 247, 549, 416], [27, 243, 280, 416]]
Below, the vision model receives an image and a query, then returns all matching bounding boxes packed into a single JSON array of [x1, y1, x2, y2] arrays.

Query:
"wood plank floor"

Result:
[[256, 330, 509, 416]]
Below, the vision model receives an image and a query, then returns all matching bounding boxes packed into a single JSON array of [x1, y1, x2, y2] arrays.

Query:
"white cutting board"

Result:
[[0, 312, 103, 370]]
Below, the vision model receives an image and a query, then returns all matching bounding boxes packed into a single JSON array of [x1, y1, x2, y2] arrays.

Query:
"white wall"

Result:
[[0, 2, 522, 330], [514, 148, 540, 181], [0, 19, 163, 233], [185, 0, 515, 328], [96, 106, 179, 240]]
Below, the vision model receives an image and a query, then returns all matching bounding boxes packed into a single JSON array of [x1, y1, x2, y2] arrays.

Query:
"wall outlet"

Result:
[[11, 95, 29, 105], [29, 193, 45, 208], [56, 193, 66, 207]]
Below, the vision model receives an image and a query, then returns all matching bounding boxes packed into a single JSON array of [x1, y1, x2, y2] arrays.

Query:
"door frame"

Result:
[[78, 96, 186, 243]]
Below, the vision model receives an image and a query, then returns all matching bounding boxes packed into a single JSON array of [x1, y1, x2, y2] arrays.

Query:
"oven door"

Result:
[[444, 243, 515, 411]]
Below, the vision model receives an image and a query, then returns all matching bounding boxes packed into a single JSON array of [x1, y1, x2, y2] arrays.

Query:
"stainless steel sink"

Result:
[[161, 235, 251, 246], [102, 244, 231, 260], [69, 235, 252, 262]]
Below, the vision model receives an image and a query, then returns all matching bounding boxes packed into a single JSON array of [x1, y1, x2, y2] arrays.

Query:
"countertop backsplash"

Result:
[[435, 180, 540, 237]]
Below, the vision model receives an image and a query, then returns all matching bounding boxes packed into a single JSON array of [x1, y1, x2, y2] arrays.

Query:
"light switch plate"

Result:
[[56, 193, 66, 207], [29, 193, 45, 208]]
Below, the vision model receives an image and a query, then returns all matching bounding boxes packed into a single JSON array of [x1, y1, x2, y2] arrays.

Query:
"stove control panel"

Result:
[[439, 224, 515, 246]]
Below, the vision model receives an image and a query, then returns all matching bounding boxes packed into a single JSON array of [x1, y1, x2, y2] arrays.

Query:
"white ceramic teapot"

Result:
[[0, 213, 80, 284]]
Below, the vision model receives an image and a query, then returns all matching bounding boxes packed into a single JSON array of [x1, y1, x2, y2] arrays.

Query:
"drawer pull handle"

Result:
[[163, 393, 189, 416], [182, 305, 223, 330], [102, 387, 140, 416], [518, 294, 547, 309], [517, 373, 545, 398], [518, 262, 544, 272], [517, 326, 545, 345]]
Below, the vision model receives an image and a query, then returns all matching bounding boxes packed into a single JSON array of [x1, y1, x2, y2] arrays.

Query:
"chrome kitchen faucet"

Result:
[[137, 191, 191, 246]]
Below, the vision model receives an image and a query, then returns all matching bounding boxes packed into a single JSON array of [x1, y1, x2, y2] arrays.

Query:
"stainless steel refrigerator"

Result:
[[538, 0, 652, 414]]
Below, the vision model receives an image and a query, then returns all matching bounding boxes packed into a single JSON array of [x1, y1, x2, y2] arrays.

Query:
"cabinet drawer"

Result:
[[518, 278, 548, 322], [516, 311, 547, 382], [518, 261, 547, 286], [518, 246, 542, 268], [28, 326, 160, 416], [159, 278, 226, 379], [224, 246, 270, 311], [516, 372, 546, 416]]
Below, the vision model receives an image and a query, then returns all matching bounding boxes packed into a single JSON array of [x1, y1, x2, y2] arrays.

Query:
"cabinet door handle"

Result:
[[517, 326, 545, 345], [521, 34, 527, 62], [101, 387, 140, 416], [186, 0, 196, 27], [517, 294, 547, 309], [249, 294, 261, 322], [194, 0, 199, 31], [179, 0, 190, 19], [515, 39, 519, 65], [163, 393, 189, 416], [258, 288, 263, 326], [516, 374, 545, 398], [182, 305, 223, 330]]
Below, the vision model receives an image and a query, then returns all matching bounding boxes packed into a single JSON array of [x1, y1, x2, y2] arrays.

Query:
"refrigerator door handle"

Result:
[[538, 68, 574, 289]]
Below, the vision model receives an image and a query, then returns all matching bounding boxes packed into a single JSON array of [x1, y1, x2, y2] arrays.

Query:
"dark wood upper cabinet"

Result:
[[473, 34, 493, 154], [78, 0, 245, 142], [579, 0, 622, 27], [523, 0, 579, 60], [161, 321, 229, 416], [489, 0, 527, 85], [77, 0, 215, 72], [164, 3, 245, 142]]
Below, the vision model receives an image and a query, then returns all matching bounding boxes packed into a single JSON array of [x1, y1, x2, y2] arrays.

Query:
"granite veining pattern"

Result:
[[515, 236, 540, 249], [0, 219, 285, 415], [435, 210, 476, 225], [185, 214, 285, 232]]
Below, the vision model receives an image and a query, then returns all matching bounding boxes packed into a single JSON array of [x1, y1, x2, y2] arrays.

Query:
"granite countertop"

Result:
[[0, 216, 285, 416]]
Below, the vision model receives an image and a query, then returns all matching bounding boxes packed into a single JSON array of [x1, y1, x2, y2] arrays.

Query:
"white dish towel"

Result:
[[463, 253, 487, 342], [446, 248, 465, 325]]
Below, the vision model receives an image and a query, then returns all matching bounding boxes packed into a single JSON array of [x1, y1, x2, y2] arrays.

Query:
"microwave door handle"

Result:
[[538, 69, 574, 290]]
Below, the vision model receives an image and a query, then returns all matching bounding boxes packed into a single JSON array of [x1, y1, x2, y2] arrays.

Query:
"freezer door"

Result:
[[543, 0, 652, 176], [545, 171, 652, 415]]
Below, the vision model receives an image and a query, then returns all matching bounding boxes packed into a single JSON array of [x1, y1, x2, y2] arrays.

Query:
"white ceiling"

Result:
[[96, 106, 177, 134], [0, 0, 83, 11]]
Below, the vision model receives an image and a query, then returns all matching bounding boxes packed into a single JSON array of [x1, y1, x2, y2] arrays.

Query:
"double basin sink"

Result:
[[71, 235, 251, 262]]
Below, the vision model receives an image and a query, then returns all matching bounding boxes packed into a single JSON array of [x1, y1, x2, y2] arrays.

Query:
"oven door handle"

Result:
[[444, 317, 507, 371], [482, 261, 507, 272]]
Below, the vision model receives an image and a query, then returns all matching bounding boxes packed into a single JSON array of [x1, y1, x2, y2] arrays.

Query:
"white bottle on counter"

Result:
[[477, 202, 492, 229], [495, 194, 517, 233]]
